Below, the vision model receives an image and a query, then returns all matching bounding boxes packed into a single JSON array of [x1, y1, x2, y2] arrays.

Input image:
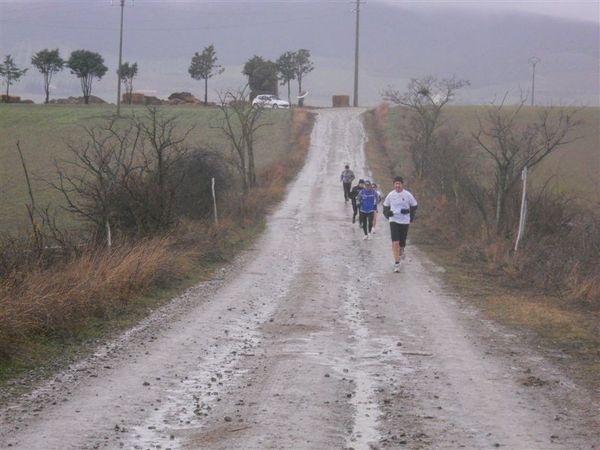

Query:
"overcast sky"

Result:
[[1, 0, 598, 23], [381, 0, 599, 24], [1, 0, 598, 105]]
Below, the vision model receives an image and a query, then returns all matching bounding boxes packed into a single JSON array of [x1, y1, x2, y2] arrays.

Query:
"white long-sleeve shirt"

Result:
[[383, 189, 418, 224]]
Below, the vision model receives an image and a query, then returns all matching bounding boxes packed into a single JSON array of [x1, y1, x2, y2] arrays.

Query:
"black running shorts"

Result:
[[390, 222, 409, 246]]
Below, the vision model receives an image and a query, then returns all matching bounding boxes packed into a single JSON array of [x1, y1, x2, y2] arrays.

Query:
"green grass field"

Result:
[[384, 105, 600, 204], [0, 104, 293, 232]]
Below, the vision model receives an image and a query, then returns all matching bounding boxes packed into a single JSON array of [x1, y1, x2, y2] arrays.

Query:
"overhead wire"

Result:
[[0, 3, 344, 31]]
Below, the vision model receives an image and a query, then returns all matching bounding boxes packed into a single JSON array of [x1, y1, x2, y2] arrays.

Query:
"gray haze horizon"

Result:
[[1, 0, 598, 107]]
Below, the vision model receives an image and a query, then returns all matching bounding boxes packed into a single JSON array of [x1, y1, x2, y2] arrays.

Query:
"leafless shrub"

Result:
[[382, 76, 469, 178], [172, 148, 233, 221], [216, 88, 270, 192], [51, 107, 194, 241], [472, 100, 581, 234], [515, 187, 600, 305]]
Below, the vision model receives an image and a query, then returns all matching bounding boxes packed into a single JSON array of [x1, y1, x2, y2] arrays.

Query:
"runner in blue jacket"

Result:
[[357, 180, 378, 240]]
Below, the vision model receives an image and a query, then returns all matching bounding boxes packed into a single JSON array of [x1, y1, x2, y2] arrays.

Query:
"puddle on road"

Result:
[[339, 270, 415, 450], [128, 319, 261, 449], [125, 282, 296, 449], [341, 285, 384, 449]]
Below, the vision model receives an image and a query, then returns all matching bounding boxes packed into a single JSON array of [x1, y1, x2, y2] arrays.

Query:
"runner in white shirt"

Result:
[[383, 176, 418, 273]]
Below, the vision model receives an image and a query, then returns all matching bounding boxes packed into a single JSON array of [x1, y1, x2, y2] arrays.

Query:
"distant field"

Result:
[[384, 105, 600, 204], [0, 104, 293, 233]]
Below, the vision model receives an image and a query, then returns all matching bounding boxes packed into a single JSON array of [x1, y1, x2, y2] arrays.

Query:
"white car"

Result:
[[252, 94, 290, 109]]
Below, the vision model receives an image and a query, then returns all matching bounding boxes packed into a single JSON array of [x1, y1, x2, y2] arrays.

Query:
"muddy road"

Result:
[[1, 109, 598, 449]]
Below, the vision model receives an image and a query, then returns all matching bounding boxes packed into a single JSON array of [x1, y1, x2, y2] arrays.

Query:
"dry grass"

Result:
[[480, 295, 597, 342], [0, 236, 179, 355], [0, 108, 315, 369]]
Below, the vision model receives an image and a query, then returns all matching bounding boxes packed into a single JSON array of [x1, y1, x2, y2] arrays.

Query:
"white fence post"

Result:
[[514, 166, 528, 254], [106, 219, 112, 248], [211, 177, 218, 225]]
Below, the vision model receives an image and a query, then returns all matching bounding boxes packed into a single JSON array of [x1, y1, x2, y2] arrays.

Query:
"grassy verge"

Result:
[[0, 104, 292, 232], [0, 108, 315, 389], [362, 107, 600, 389]]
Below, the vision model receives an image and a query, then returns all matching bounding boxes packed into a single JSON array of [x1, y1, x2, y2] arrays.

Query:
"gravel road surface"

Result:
[[1, 109, 598, 450]]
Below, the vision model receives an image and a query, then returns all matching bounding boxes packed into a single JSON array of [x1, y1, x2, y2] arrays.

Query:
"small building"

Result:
[[332, 95, 350, 107]]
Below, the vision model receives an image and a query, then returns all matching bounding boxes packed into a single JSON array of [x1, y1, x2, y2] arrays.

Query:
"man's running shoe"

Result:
[[393, 262, 401, 273], [363, 234, 369, 240]]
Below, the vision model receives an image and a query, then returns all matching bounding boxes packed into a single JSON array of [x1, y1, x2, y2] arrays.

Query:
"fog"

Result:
[[1, 0, 598, 106]]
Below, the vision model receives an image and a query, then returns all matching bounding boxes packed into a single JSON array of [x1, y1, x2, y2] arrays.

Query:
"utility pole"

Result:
[[353, 0, 362, 107], [528, 56, 540, 107], [116, 0, 125, 117]]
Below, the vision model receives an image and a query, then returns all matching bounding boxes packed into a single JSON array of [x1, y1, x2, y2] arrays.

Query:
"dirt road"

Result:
[[1, 109, 598, 449]]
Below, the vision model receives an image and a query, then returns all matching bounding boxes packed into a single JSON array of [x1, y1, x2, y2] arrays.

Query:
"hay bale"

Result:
[[144, 95, 166, 106], [1, 95, 21, 103], [168, 92, 201, 104], [123, 93, 146, 104], [332, 95, 350, 107]]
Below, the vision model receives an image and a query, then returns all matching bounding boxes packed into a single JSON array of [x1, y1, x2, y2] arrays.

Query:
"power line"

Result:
[[0, 11, 340, 31]]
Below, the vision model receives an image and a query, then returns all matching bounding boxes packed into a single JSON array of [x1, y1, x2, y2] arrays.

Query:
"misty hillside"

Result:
[[1, 0, 598, 106]]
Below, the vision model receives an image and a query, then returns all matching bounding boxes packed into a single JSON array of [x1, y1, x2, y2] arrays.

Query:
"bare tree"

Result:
[[135, 107, 193, 229], [472, 100, 581, 234], [51, 108, 193, 241], [216, 88, 270, 191], [382, 76, 469, 178]]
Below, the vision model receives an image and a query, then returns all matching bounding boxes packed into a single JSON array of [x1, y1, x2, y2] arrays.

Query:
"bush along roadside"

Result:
[[362, 103, 600, 389], [0, 108, 316, 384]]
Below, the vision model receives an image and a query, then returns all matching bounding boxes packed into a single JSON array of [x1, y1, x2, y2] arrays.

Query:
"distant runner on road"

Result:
[[383, 176, 418, 272], [357, 180, 378, 240], [340, 165, 355, 203]]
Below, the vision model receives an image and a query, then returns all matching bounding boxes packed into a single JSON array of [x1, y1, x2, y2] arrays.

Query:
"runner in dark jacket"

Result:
[[348, 179, 365, 225]]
